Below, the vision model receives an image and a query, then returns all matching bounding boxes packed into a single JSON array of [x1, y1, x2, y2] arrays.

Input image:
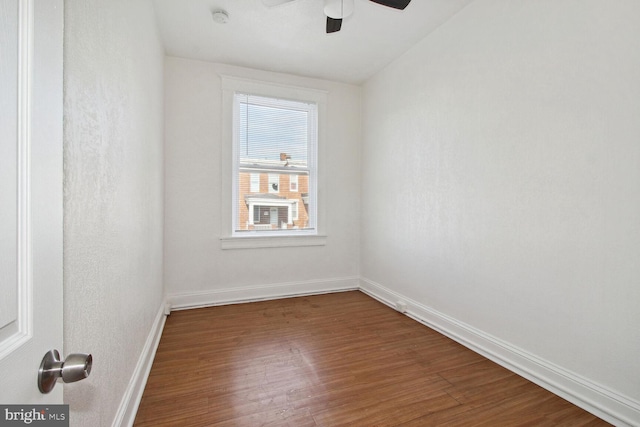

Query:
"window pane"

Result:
[[234, 93, 316, 233], [250, 173, 260, 192], [268, 174, 279, 193], [239, 95, 309, 166]]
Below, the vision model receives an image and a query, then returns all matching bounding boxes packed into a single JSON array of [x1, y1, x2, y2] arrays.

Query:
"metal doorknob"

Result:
[[38, 349, 92, 393]]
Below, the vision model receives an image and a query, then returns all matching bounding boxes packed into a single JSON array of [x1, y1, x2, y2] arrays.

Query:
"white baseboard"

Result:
[[167, 276, 359, 311], [359, 277, 640, 427], [111, 303, 167, 427]]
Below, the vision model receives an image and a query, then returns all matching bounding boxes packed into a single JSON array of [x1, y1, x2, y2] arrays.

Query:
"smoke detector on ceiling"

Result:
[[212, 10, 229, 24]]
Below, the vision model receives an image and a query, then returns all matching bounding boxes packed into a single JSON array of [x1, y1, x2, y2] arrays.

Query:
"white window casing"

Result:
[[220, 76, 327, 249]]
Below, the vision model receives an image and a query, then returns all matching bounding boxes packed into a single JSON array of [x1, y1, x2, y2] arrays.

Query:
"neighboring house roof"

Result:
[[239, 158, 308, 174]]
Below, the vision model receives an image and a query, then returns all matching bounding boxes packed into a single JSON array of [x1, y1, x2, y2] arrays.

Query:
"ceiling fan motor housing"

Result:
[[324, 0, 355, 19]]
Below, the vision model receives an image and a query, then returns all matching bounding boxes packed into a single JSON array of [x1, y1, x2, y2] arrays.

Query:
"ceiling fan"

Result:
[[262, 0, 411, 33]]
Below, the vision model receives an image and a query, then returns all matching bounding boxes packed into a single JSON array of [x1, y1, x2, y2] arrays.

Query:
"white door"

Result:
[[0, 0, 64, 403]]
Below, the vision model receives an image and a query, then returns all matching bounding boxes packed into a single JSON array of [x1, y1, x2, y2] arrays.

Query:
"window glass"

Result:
[[250, 173, 260, 192], [268, 174, 279, 193], [234, 93, 317, 234]]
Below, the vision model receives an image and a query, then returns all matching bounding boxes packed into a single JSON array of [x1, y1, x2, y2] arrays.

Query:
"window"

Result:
[[221, 76, 327, 249], [268, 174, 279, 194], [250, 173, 260, 192], [234, 92, 316, 234]]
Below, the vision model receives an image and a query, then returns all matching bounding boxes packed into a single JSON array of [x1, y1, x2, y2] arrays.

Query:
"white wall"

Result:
[[164, 58, 361, 303], [63, 0, 164, 425], [362, 0, 640, 421]]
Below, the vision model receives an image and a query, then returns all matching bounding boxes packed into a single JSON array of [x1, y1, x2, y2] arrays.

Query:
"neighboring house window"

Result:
[[290, 174, 298, 192], [268, 174, 279, 194], [250, 173, 260, 192]]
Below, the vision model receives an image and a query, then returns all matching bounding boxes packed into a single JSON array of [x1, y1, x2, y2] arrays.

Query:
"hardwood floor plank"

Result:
[[134, 291, 610, 426]]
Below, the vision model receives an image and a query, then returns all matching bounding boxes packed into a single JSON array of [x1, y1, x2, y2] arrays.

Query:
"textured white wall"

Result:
[[362, 0, 640, 405], [164, 58, 360, 296], [63, 0, 164, 425]]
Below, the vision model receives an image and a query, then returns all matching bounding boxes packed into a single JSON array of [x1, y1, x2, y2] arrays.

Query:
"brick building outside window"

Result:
[[237, 154, 309, 231]]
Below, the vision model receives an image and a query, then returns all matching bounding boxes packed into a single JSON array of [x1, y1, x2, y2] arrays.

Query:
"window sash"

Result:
[[232, 91, 318, 235]]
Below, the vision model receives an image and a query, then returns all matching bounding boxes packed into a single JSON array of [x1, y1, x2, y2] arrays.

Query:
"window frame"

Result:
[[220, 76, 327, 249]]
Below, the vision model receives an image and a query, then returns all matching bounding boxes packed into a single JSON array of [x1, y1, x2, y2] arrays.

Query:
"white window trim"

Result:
[[220, 75, 327, 250], [290, 174, 298, 192]]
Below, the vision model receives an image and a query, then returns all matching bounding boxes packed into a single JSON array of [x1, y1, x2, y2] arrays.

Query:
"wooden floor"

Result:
[[134, 291, 609, 426]]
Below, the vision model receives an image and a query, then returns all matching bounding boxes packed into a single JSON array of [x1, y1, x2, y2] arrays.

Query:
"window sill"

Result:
[[220, 234, 327, 250]]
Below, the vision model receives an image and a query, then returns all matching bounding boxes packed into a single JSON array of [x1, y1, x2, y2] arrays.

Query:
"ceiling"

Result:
[[152, 0, 474, 85]]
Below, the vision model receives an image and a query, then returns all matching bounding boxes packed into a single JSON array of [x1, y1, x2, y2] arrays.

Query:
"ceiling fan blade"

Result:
[[368, 0, 411, 10], [262, 0, 298, 7], [326, 17, 342, 33]]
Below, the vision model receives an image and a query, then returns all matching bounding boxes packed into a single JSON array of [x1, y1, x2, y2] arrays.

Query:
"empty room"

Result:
[[1, 0, 638, 426]]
